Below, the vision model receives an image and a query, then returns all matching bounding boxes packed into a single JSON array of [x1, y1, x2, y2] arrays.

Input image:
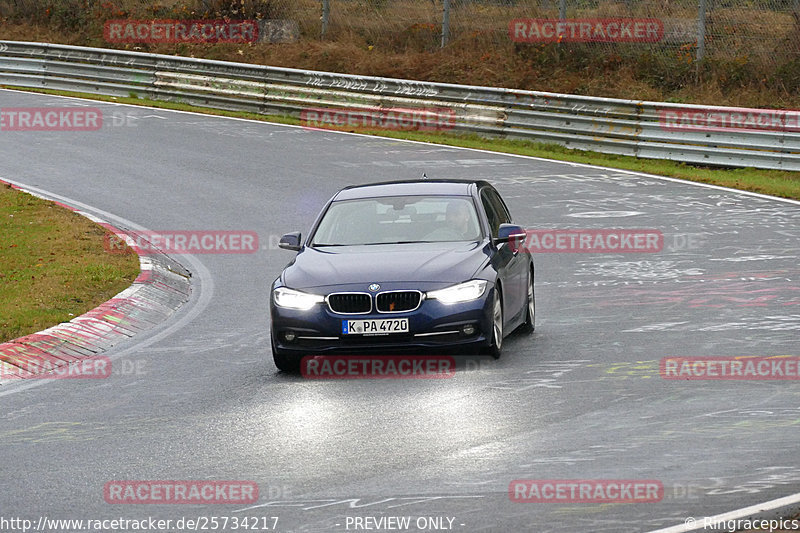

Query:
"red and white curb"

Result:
[[0, 180, 190, 382]]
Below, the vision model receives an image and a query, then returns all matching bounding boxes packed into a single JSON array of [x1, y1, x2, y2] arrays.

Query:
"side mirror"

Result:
[[494, 224, 526, 251], [278, 231, 302, 251]]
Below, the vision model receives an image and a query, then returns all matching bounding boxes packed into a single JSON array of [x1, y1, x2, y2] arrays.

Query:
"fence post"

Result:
[[321, 0, 330, 38], [557, 0, 566, 56], [441, 0, 451, 48], [697, 0, 706, 62]]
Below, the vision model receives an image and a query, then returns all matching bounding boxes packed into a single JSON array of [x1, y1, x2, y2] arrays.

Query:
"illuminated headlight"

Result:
[[273, 287, 325, 310], [426, 280, 488, 304]]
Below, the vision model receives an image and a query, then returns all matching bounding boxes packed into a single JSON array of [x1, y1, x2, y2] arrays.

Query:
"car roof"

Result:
[[333, 179, 493, 201]]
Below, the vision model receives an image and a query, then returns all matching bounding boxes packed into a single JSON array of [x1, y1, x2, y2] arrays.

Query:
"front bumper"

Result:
[[270, 285, 495, 355]]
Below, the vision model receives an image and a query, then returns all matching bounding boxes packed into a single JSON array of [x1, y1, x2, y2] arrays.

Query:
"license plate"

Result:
[[342, 318, 409, 335]]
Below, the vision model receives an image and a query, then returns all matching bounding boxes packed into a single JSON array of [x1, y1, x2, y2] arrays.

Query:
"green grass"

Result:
[[7, 85, 798, 201], [0, 184, 140, 343]]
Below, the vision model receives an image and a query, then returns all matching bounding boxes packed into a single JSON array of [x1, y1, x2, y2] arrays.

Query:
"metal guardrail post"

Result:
[[697, 0, 707, 62], [321, 0, 330, 38], [441, 0, 451, 48], [557, 0, 567, 56]]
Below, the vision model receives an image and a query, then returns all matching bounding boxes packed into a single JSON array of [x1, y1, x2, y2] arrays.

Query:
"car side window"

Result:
[[486, 188, 512, 226], [480, 189, 502, 238]]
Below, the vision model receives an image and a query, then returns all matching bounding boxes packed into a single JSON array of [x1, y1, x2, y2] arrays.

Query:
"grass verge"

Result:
[[0, 183, 140, 343], [6, 85, 800, 201]]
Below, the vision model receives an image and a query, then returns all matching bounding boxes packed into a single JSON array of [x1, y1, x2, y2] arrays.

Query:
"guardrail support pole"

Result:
[[321, 0, 330, 38], [697, 0, 706, 62], [441, 0, 451, 48]]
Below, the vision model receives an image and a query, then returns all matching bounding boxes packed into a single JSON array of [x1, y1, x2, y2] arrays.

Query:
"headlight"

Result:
[[426, 280, 488, 304], [273, 287, 325, 310]]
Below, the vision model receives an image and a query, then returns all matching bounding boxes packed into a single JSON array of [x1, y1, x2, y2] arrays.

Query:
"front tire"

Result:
[[520, 268, 535, 333], [484, 288, 503, 359]]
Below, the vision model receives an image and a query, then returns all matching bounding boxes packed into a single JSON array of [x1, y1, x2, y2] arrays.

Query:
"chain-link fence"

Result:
[[3, 0, 797, 59], [325, 0, 799, 66], [0, 0, 798, 96]]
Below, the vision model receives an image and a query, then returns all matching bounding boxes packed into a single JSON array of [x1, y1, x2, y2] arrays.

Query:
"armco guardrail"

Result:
[[0, 40, 798, 171]]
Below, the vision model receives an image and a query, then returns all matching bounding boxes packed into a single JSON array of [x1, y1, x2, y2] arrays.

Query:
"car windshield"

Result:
[[311, 195, 482, 246]]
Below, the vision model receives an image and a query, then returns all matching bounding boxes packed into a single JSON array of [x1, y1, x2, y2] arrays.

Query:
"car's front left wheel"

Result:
[[520, 267, 535, 333], [484, 288, 503, 359]]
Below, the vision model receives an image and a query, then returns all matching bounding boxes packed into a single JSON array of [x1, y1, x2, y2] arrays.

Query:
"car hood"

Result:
[[282, 241, 490, 289]]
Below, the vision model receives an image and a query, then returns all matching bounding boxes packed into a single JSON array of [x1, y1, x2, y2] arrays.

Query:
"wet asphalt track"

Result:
[[0, 89, 799, 533]]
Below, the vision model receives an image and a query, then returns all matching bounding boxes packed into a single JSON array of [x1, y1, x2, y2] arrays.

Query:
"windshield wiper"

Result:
[[314, 240, 449, 247], [359, 241, 438, 245]]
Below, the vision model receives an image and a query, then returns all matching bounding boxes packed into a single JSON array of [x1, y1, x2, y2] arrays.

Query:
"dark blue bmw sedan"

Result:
[[270, 179, 534, 372]]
